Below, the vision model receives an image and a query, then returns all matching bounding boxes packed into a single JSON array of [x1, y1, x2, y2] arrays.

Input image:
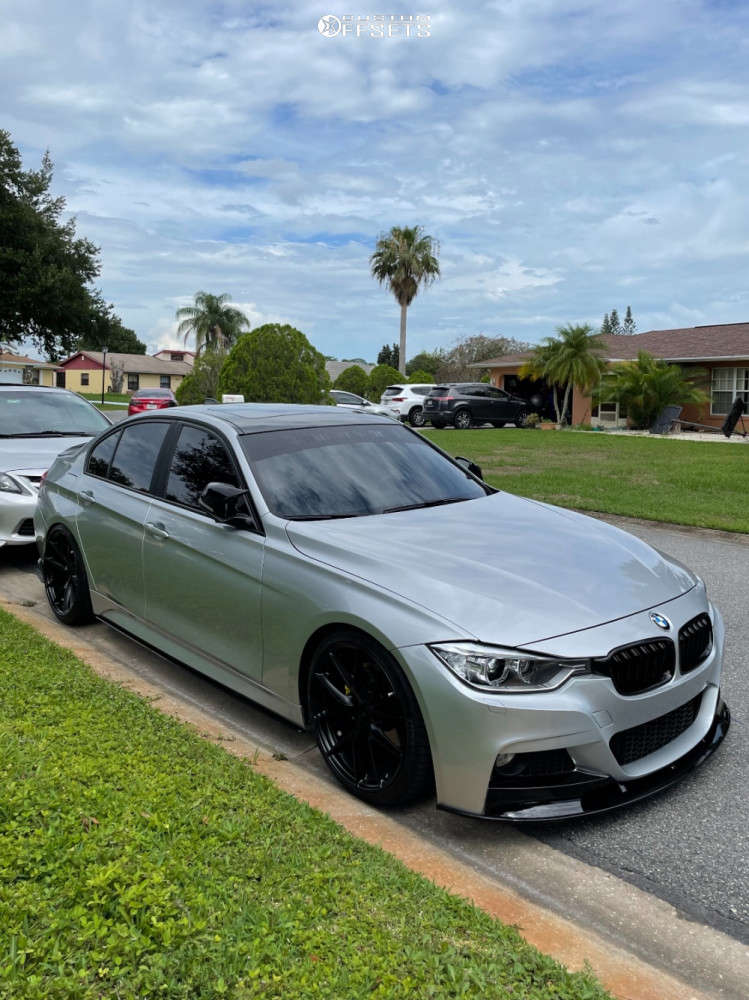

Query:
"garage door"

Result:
[[1, 367, 23, 384]]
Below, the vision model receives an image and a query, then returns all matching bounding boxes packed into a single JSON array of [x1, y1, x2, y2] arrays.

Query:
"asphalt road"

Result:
[[2, 516, 748, 950]]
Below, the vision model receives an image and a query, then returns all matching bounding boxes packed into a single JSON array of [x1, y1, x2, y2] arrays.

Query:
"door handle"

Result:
[[79, 489, 95, 505], [145, 521, 170, 540]]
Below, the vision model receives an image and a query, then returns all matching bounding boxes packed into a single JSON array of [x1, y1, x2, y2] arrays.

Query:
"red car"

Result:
[[127, 387, 177, 416]]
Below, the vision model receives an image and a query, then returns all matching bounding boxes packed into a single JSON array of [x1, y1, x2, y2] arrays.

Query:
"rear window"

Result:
[[133, 388, 173, 398], [410, 386, 431, 396], [382, 386, 404, 396], [428, 386, 451, 397]]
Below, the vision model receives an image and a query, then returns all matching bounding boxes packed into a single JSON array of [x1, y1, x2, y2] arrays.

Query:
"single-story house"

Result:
[[473, 322, 749, 429], [0, 352, 59, 386], [55, 351, 192, 394]]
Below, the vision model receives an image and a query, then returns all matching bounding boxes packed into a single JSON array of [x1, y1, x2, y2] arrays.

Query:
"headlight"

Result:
[[0, 473, 22, 495], [429, 642, 590, 693]]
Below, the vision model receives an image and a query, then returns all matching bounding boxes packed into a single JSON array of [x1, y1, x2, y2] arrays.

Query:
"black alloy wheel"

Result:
[[408, 406, 426, 428], [308, 630, 433, 806], [42, 527, 94, 626], [454, 408, 473, 430]]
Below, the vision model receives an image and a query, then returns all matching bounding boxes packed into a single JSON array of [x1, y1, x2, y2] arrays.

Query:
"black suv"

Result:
[[424, 383, 528, 429]]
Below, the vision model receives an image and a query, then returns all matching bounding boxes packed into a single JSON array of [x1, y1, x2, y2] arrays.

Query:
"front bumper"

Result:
[[396, 586, 729, 819], [0, 488, 38, 547]]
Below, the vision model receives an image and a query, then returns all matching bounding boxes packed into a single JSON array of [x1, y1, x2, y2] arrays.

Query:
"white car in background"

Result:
[[380, 384, 434, 427], [329, 390, 393, 416]]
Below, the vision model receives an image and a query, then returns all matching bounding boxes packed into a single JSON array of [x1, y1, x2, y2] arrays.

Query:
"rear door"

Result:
[[76, 420, 172, 618], [141, 421, 265, 681]]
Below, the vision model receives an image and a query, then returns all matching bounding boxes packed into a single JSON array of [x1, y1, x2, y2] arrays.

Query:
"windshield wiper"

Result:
[[383, 497, 469, 514], [0, 431, 95, 438], [285, 512, 368, 521]]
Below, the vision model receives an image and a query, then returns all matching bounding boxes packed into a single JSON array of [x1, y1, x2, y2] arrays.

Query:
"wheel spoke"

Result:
[[322, 730, 353, 759], [328, 650, 362, 702], [315, 672, 353, 708], [369, 723, 402, 758]]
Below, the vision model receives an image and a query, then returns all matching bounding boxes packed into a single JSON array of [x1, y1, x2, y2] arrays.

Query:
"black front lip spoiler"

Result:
[[438, 699, 730, 823]]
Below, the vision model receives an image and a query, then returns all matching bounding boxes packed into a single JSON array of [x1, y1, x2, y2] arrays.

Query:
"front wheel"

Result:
[[307, 630, 433, 807], [42, 527, 94, 626], [453, 408, 473, 430], [408, 406, 425, 428]]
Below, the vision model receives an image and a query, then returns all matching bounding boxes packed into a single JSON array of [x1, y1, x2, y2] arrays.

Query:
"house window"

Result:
[[81, 372, 90, 386], [711, 368, 749, 415], [170, 352, 184, 362], [127, 373, 140, 391], [160, 375, 171, 388]]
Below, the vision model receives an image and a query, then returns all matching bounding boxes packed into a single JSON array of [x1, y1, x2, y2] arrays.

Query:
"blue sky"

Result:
[[5, 0, 749, 359]]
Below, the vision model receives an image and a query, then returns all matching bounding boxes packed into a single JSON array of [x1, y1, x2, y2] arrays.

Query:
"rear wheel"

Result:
[[42, 527, 94, 626], [307, 630, 433, 807], [454, 408, 472, 430], [408, 406, 425, 428]]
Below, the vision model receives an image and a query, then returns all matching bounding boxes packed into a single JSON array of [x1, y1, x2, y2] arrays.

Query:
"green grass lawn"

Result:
[[0, 609, 609, 1000], [422, 428, 749, 533]]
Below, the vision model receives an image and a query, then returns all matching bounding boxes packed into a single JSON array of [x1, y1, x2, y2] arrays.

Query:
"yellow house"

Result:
[[56, 351, 192, 395]]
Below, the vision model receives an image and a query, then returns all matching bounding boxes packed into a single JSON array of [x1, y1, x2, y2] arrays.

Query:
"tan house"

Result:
[[475, 323, 749, 429], [0, 351, 59, 386], [56, 351, 192, 395], [153, 349, 196, 364]]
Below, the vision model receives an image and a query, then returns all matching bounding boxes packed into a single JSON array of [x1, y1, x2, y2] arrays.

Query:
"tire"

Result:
[[408, 406, 425, 428], [41, 526, 94, 626], [514, 411, 528, 428], [307, 629, 433, 807], [453, 408, 472, 430]]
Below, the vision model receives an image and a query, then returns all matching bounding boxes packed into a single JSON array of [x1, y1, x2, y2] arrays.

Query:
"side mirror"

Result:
[[454, 456, 483, 480], [199, 482, 256, 530]]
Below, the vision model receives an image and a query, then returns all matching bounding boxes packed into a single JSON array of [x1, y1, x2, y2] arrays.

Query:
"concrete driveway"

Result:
[[2, 514, 748, 998]]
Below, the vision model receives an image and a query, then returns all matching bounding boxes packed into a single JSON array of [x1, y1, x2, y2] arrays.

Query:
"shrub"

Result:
[[218, 324, 329, 404], [175, 351, 225, 405], [524, 412, 540, 429], [407, 370, 434, 384], [334, 364, 369, 396], [597, 351, 708, 429], [367, 363, 402, 401]]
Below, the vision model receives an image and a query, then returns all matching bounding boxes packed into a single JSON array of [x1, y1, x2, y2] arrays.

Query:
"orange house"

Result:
[[474, 323, 749, 429]]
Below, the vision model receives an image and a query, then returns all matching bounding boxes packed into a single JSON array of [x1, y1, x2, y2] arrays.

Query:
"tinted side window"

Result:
[[87, 431, 121, 479], [165, 425, 240, 510], [486, 387, 507, 399], [333, 392, 360, 405], [109, 422, 170, 492], [411, 386, 430, 396]]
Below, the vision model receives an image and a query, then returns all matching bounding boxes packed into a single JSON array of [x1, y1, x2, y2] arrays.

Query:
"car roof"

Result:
[[0, 383, 68, 391], [162, 402, 395, 434]]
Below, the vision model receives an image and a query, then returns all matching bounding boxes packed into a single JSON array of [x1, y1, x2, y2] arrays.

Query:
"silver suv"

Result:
[[380, 384, 434, 426]]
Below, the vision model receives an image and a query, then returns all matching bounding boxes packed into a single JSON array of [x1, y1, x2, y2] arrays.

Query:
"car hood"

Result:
[[285, 492, 696, 647], [0, 436, 94, 475]]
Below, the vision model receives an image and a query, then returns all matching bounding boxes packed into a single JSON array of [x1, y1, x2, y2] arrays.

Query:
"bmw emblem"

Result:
[[649, 612, 671, 631]]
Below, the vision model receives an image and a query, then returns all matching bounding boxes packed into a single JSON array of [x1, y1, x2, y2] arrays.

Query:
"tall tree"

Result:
[[175, 292, 250, 355], [435, 334, 531, 384], [609, 308, 622, 335], [377, 343, 399, 368], [370, 226, 440, 375], [405, 350, 442, 377], [520, 323, 608, 427], [600, 313, 612, 336], [622, 305, 637, 335], [0, 130, 110, 358]]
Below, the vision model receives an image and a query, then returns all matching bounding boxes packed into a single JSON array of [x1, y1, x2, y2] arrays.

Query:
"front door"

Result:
[[55, 371, 65, 388], [141, 422, 264, 681], [486, 386, 513, 422]]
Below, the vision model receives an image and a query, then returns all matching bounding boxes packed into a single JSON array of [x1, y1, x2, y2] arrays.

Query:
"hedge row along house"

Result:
[[473, 322, 749, 429]]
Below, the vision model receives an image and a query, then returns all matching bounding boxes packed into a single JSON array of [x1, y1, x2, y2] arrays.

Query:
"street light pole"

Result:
[[101, 346, 108, 406]]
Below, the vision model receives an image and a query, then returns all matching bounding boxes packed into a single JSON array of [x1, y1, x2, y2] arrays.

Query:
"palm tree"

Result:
[[175, 292, 250, 355], [370, 226, 440, 375], [520, 323, 608, 427], [597, 351, 708, 429]]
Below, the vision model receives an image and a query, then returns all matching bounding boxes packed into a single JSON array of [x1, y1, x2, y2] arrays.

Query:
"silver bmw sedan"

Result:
[[36, 404, 729, 820]]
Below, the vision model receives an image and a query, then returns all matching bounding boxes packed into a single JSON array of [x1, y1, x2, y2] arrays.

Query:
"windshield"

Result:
[[0, 390, 110, 437], [241, 422, 487, 519]]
